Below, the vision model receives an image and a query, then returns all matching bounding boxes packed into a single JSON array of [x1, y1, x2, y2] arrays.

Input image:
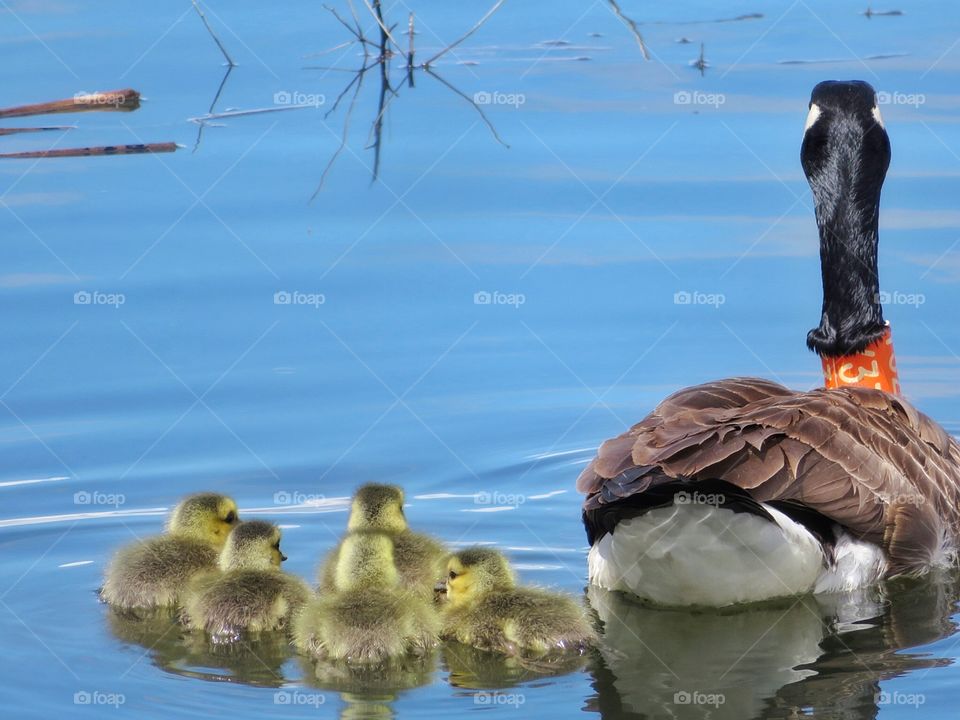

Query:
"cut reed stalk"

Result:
[[0, 126, 74, 135], [0, 142, 177, 159], [0, 89, 140, 119]]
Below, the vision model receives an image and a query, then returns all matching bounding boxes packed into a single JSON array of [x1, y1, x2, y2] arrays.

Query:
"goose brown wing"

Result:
[[576, 377, 793, 494], [579, 377, 960, 574]]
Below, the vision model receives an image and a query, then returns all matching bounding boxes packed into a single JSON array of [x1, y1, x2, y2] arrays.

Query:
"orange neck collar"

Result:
[[821, 325, 900, 394]]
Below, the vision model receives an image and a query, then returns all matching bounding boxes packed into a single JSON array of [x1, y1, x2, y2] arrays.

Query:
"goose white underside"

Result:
[[587, 503, 888, 607]]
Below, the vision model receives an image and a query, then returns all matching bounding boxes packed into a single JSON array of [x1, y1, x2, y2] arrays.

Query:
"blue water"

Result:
[[3, 1, 960, 717]]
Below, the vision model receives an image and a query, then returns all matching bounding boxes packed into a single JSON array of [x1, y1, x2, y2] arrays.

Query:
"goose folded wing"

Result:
[[579, 378, 960, 573]]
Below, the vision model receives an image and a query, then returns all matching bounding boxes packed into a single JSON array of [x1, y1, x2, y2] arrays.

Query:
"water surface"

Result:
[[3, 1, 960, 718]]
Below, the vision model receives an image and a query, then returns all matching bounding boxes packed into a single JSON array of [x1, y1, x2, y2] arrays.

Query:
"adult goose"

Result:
[[578, 81, 960, 607]]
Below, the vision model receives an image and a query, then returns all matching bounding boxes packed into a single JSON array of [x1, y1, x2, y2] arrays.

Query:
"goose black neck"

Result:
[[802, 82, 891, 358], [806, 176, 885, 356]]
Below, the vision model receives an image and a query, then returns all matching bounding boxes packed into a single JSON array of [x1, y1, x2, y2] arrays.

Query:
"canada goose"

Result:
[[101, 492, 239, 612], [182, 520, 310, 635], [579, 80, 960, 607], [441, 547, 596, 655], [295, 532, 439, 664], [317, 484, 447, 600]]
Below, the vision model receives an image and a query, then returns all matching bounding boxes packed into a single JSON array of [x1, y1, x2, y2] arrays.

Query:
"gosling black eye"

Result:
[[273, 541, 281, 550], [448, 570, 457, 580], [225, 511, 236, 524]]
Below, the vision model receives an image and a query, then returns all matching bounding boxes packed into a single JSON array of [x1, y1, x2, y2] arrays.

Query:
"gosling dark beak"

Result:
[[280, 552, 288, 562]]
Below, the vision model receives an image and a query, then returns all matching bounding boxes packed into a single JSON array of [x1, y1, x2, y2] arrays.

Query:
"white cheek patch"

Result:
[[804, 103, 822, 132], [872, 104, 885, 128]]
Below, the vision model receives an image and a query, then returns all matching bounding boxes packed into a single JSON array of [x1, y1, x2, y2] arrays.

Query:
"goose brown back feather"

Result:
[[578, 377, 960, 576]]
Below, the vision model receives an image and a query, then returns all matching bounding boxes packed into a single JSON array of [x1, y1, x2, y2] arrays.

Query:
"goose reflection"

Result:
[[586, 570, 959, 719]]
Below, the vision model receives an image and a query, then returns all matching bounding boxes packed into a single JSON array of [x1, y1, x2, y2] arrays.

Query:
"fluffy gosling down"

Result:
[[182, 520, 311, 635], [295, 532, 439, 664], [101, 492, 239, 612], [318, 484, 447, 600], [441, 547, 596, 656]]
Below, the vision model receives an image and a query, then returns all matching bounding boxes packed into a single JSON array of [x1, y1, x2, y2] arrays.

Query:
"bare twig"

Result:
[[0, 142, 178, 159], [187, 104, 319, 123], [310, 1, 509, 195], [365, 87, 401, 149], [322, 3, 378, 49], [303, 40, 357, 58], [693, 42, 707, 76], [365, 59, 401, 150], [324, 61, 377, 118], [193, 63, 234, 153], [192, 0, 236, 66], [407, 11, 416, 75], [607, 0, 650, 60], [362, 0, 404, 55], [424, 68, 509, 148], [345, 0, 363, 38], [422, 0, 506, 67], [369, 51, 391, 180], [311, 67, 367, 201], [324, 3, 363, 41], [303, 65, 373, 72]]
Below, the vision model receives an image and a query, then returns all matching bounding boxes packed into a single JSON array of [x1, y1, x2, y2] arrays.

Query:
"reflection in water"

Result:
[[106, 570, 958, 718], [443, 640, 588, 689], [299, 653, 438, 720], [337, 692, 398, 720], [298, 651, 437, 693], [106, 609, 290, 687], [108, 603, 438, 715], [307, 1, 508, 198], [586, 570, 959, 719]]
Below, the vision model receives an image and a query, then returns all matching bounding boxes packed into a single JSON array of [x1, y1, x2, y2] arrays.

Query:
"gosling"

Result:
[[182, 520, 310, 635], [317, 483, 446, 600], [295, 532, 439, 664], [441, 547, 596, 656], [101, 492, 239, 612]]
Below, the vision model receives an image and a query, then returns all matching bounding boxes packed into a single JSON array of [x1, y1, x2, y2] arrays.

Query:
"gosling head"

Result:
[[167, 492, 239, 548], [218, 520, 286, 572], [445, 547, 516, 607], [346, 483, 408, 533], [335, 532, 399, 591]]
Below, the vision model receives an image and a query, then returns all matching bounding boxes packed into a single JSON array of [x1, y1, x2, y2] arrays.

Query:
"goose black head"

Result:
[[801, 80, 891, 357]]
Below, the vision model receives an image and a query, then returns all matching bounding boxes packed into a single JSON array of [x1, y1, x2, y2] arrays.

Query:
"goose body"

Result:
[[580, 378, 959, 606], [579, 81, 960, 607]]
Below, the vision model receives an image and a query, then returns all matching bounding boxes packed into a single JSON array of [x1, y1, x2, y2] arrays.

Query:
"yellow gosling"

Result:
[[295, 532, 438, 664], [441, 547, 596, 656], [182, 520, 310, 635], [101, 492, 239, 612], [317, 484, 447, 600]]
